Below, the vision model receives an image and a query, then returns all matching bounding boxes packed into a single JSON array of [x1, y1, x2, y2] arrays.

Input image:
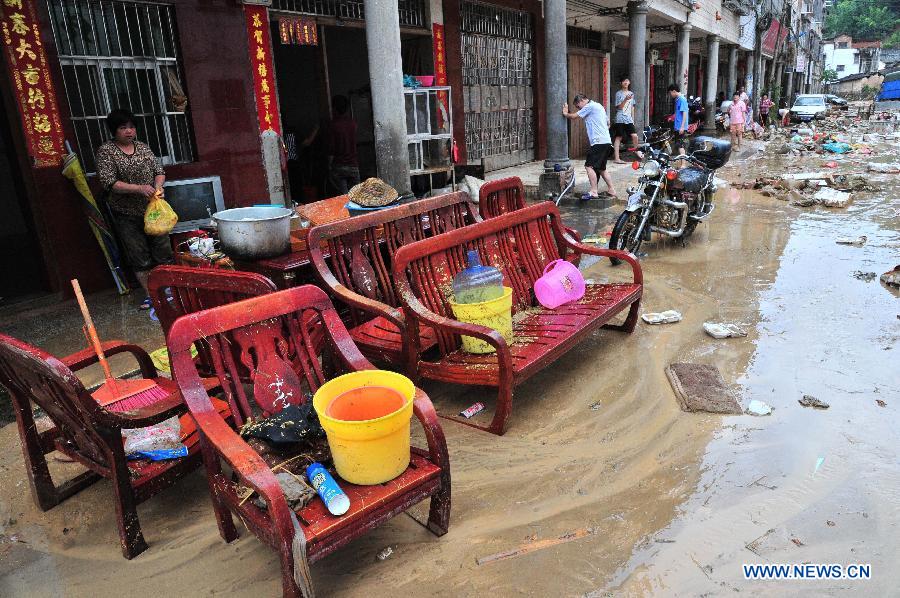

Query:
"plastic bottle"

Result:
[[452, 250, 504, 304], [306, 462, 350, 516]]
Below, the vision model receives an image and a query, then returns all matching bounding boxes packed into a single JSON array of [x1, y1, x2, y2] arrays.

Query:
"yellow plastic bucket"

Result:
[[312, 370, 414, 485], [449, 286, 514, 354]]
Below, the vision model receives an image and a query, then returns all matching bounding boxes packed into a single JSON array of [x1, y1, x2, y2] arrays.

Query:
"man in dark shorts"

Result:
[[562, 94, 617, 199], [612, 77, 640, 163]]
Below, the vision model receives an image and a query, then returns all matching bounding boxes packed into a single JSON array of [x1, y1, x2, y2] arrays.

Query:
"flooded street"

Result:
[[1, 146, 898, 596]]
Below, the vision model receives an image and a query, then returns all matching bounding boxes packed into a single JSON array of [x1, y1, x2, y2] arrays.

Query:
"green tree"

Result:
[[822, 68, 839, 84], [825, 0, 900, 40], [885, 30, 900, 49]]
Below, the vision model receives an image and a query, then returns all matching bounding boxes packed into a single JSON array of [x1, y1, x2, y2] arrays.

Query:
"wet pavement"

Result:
[[0, 136, 898, 596]]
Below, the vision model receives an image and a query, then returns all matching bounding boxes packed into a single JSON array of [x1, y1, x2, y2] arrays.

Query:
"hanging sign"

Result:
[[0, 0, 66, 167], [279, 17, 318, 46], [245, 5, 281, 134], [432, 23, 449, 132]]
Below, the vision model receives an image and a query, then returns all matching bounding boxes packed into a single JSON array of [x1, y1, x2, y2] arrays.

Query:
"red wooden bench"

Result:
[[308, 192, 481, 374], [392, 202, 643, 435], [0, 334, 226, 559], [168, 285, 450, 598]]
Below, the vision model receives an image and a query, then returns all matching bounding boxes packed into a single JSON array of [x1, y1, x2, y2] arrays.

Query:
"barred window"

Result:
[[47, 0, 194, 172]]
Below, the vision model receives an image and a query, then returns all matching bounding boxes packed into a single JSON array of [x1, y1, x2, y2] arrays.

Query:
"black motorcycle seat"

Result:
[[674, 167, 710, 193]]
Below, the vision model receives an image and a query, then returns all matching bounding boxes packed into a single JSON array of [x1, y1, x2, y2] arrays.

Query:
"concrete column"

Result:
[[785, 69, 795, 105], [364, 0, 411, 194], [745, 51, 754, 95], [628, 1, 649, 132], [703, 35, 719, 132], [727, 45, 738, 96], [543, 0, 569, 171], [676, 23, 692, 97]]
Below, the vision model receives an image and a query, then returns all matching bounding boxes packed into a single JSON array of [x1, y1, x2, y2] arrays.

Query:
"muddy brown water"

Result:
[[1, 146, 898, 596]]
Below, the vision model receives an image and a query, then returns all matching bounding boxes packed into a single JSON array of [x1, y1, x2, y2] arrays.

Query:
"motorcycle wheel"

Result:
[[683, 219, 698, 239], [608, 210, 643, 266]]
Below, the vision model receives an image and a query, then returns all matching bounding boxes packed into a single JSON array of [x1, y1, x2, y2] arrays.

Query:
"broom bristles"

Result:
[[93, 378, 170, 412]]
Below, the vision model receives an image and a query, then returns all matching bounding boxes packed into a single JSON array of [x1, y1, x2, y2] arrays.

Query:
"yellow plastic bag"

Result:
[[144, 190, 178, 235]]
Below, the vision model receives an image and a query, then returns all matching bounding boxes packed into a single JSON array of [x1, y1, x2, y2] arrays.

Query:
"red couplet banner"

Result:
[[245, 5, 282, 135]]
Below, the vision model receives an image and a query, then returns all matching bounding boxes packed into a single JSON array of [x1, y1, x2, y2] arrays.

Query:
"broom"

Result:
[[71, 279, 169, 411]]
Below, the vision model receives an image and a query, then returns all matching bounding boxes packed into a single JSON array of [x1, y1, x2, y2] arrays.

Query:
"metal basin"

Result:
[[213, 206, 293, 260]]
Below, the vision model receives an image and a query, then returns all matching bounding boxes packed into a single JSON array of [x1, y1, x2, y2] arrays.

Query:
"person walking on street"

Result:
[[562, 94, 616, 199], [728, 93, 746, 149], [612, 77, 639, 164], [668, 84, 689, 156], [758, 94, 774, 127]]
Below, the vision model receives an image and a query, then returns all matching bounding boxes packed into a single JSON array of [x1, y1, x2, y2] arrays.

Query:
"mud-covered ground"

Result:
[[0, 134, 897, 596]]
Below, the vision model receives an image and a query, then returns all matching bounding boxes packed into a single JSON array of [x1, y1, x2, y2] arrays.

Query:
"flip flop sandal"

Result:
[[580, 193, 600, 201], [138, 296, 152, 310]]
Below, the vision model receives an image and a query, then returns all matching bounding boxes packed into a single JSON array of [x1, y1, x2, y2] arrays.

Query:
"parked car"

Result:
[[790, 94, 828, 122], [825, 94, 848, 106]]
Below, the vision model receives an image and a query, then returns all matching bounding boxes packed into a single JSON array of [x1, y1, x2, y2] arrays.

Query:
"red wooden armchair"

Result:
[[168, 285, 451, 597], [308, 192, 480, 373], [0, 334, 228, 559], [148, 265, 278, 378], [392, 202, 642, 435]]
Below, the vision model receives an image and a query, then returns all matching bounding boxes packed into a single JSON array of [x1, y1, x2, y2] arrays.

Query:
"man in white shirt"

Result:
[[562, 94, 617, 199]]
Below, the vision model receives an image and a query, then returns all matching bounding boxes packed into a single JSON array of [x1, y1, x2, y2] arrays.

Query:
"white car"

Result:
[[790, 95, 828, 123]]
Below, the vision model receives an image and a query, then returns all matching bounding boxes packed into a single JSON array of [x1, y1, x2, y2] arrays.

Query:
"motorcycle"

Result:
[[608, 136, 732, 265]]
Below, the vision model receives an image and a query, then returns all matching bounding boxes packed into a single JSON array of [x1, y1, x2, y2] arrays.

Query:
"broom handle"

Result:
[[71, 279, 114, 382]]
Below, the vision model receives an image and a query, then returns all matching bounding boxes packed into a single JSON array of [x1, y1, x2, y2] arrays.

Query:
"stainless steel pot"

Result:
[[213, 207, 293, 260]]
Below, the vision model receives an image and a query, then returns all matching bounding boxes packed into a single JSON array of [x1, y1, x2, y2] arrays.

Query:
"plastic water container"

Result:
[[452, 250, 504, 304]]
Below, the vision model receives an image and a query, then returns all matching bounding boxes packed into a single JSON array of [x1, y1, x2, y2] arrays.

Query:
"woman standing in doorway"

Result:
[[96, 108, 173, 310]]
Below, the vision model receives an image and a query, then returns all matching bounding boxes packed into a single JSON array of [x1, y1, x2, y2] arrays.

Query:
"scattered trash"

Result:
[[666, 363, 742, 414], [307, 462, 350, 516], [589, 401, 602, 411], [814, 456, 825, 474], [476, 527, 598, 566], [823, 161, 839, 168], [460, 402, 485, 418], [122, 415, 186, 460], [827, 520, 836, 527], [376, 546, 394, 561], [702, 322, 748, 339], [798, 395, 830, 409], [876, 399, 887, 408], [642, 310, 682, 324], [835, 235, 867, 246], [813, 188, 851, 208], [822, 142, 851, 153], [240, 403, 324, 445], [853, 271, 877, 282], [272, 472, 316, 510], [746, 400, 772, 416], [791, 538, 805, 547], [880, 265, 900, 287], [867, 163, 900, 174]]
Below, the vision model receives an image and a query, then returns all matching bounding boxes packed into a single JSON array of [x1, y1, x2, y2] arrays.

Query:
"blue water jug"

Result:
[[452, 250, 504, 304]]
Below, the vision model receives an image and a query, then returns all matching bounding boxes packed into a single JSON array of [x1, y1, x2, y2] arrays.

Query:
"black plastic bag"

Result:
[[240, 402, 325, 446]]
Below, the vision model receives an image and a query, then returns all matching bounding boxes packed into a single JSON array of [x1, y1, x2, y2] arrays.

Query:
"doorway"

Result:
[[0, 91, 47, 302], [567, 51, 604, 158]]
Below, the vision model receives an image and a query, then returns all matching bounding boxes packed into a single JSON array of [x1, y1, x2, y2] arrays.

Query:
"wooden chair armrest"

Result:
[[62, 341, 158, 378], [412, 389, 450, 475], [310, 242, 405, 331], [563, 226, 582, 243], [111, 393, 186, 428], [560, 238, 644, 286]]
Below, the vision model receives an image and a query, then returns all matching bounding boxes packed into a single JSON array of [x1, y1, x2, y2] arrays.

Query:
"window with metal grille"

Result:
[[567, 27, 604, 52], [46, 0, 194, 173], [271, 0, 427, 29]]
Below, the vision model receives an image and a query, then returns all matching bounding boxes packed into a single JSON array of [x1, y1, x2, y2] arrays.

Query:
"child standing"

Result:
[[728, 93, 746, 149]]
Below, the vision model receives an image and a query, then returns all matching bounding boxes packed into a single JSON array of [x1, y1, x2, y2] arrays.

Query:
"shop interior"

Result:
[[270, 20, 436, 204]]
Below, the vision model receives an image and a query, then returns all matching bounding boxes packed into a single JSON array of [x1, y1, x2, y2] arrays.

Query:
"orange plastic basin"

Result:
[[325, 386, 406, 422]]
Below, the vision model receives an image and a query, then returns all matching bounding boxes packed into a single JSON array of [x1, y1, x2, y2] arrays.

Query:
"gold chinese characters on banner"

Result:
[[244, 5, 282, 134], [278, 17, 318, 46], [1, 0, 65, 166]]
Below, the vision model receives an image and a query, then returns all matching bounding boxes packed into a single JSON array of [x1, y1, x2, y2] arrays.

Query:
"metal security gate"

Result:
[[461, 1, 534, 171]]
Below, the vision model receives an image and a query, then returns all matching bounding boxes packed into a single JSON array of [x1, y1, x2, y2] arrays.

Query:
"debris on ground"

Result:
[[376, 546, 394, 561], [459, 402, 485, 419], [835, 235, 867, 246], [827, 520, 836, 527], [791, 537, 806, 547], [813, 188, 851, 208], [853, 271, 878, 282], [814, 456, 825, 474], [746, 400, 773, 416], [666, 363, 742, 414], [703, 322, 748, 338], [642, 310, 682, 324], [876, 399, 887, 408], [867, 163, 900, 174], [798, 395, 830, 409], [880, 266, 900, 287], [589, 401, 602, 411], [475, 528, 598, 566]]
